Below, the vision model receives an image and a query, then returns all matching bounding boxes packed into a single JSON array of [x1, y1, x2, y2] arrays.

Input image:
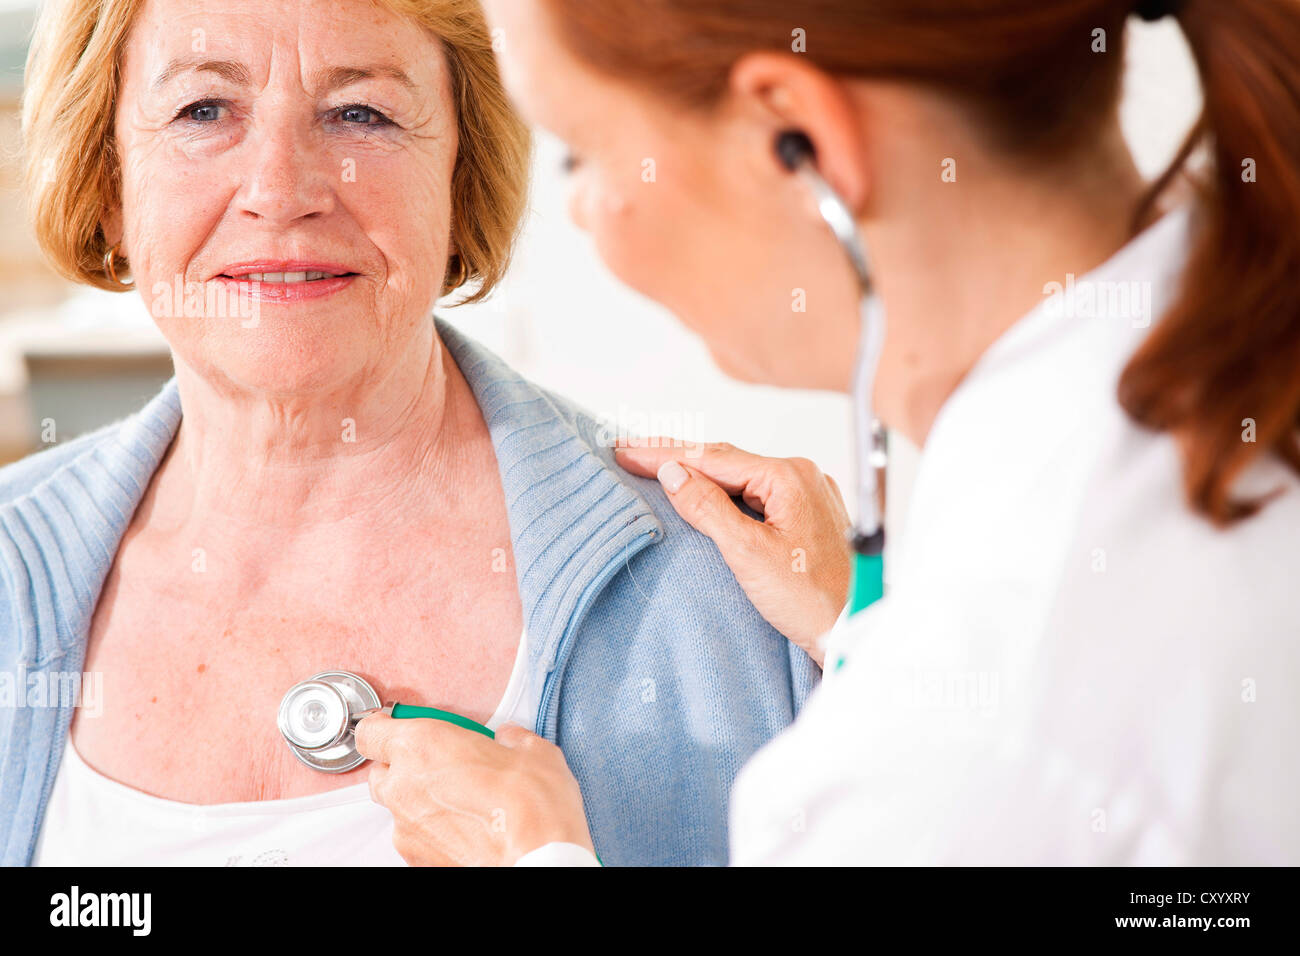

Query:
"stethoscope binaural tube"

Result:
[[776, 130, 888, 628], [278, 671, 494, 773]]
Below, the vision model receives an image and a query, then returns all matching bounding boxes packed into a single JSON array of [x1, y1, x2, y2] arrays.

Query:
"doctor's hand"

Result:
[[615, 438, 851, 667], [355, 716, 595, 867]]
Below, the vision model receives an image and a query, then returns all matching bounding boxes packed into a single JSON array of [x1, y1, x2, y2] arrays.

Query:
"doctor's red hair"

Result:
[[544, 0, 1300, 527]]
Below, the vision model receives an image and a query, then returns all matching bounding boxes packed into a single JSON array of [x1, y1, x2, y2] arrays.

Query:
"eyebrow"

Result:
[[150, 57, 418, 95], [150, 57, 249, 92]]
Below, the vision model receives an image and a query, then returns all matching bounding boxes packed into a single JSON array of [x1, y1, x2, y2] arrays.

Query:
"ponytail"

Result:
[[1118, 0, 1300, 524]]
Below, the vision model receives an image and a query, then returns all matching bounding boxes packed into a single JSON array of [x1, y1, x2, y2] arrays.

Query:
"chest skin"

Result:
[[69, 496, 524, 805]]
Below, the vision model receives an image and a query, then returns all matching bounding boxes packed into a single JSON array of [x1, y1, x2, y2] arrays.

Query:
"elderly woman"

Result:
[[0, 0, 833, 867]]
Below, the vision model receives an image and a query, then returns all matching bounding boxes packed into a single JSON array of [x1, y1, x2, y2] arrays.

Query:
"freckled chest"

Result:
[[70, 520, 523, 803]]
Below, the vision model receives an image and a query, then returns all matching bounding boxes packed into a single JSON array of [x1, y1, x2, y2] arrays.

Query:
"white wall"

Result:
[[441, 20, 1202, 550]]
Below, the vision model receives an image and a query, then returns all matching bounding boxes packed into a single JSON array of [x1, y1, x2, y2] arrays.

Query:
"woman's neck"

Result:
[[860, 106, 1155, 448], [151, 326, 486, 540]]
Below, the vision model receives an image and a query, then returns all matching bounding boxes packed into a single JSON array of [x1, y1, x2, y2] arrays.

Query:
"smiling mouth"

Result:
[[220, 271, 358, 283]]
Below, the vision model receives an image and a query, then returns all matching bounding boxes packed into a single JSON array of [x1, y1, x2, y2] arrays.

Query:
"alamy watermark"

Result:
[[594, 404, 709, 459], [897, 667, 1000, 713], [150, 276, 261, 327], [50, 886, 150, 936], [1043, 274, 1153, 328], [1, 666, 103, 717]]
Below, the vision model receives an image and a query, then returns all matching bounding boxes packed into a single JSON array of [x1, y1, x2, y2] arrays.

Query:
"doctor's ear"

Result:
[[727, 52, 871, 215]]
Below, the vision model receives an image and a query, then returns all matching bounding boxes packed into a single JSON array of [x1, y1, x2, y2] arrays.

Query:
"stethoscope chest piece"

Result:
[[277, 670, 381, 773]]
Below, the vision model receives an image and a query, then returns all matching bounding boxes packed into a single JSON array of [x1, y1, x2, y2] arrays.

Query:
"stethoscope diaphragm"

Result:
[[277, 670, 382, 773], [279, 669, 498, 774]]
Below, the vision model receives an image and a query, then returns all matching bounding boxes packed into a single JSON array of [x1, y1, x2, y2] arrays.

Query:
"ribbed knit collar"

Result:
[[0, 318, 664, 674], [434, 318, 664, 673]]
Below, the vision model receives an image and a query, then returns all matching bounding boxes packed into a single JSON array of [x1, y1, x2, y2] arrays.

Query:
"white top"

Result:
[[34, 628, 538, 866], [521, 203, 1300, 866]]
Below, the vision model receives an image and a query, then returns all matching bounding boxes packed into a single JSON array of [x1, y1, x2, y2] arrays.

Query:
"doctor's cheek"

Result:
[[566, 171, 638, 259], [565, 173, 593, 233]]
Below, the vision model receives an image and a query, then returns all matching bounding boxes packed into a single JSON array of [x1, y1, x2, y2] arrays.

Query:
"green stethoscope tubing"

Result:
[[390, 702, 495, 738], [849, 552, 885, 616], [839, 548, 884, 672]]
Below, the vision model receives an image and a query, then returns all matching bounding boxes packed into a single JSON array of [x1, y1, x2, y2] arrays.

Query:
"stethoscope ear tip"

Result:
[[775, 130, 816, 172]]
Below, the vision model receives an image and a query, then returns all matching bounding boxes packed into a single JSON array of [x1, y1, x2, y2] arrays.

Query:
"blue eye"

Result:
[[334, 104, 393, 127], [176, 99, 225, 122], [171, 100, 394, 128]]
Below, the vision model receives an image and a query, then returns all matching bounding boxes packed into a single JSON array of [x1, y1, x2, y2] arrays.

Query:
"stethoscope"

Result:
[[278, 130, 884, 768], [277, 671, 494, 773], [775, 131, 887, 625]]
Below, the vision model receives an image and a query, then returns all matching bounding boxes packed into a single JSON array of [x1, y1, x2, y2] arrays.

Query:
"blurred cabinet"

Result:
[[22, 349, 174, 450]]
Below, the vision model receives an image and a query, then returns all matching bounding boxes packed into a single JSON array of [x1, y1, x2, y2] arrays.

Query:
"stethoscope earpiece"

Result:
[[775, 129, 817, 172]]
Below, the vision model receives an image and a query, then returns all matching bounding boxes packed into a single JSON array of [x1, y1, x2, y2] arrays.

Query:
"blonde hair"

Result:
[[20, 0, 531, 303]]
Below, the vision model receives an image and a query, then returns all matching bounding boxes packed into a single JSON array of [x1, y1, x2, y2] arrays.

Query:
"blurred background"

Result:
[[0, 5, 1200, 547]]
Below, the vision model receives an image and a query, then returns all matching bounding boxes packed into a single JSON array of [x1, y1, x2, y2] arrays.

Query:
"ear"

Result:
[[100, 205, 124, 250], [727, 51, 871, 215]]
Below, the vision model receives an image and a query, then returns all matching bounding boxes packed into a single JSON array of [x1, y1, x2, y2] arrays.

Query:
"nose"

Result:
[[234, 111, 336, 225]]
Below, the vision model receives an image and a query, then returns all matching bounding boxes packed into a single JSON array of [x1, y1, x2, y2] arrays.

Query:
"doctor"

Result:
[[356, 0, 1300, 864]]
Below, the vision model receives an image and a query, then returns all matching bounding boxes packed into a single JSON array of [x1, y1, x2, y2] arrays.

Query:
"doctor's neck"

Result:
[[857, 86, 1156, 449]]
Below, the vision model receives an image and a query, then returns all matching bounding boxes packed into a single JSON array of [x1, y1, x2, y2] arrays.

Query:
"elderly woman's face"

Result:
[[109, 0, 457, 394]]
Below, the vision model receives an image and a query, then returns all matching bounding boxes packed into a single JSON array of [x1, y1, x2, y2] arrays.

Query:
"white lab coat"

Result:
[[518, 203, 1300, 867], [729, 203, 1300, 864]]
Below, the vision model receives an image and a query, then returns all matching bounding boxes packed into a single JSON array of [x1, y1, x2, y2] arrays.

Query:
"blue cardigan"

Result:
[[0, 318, 818, 866]]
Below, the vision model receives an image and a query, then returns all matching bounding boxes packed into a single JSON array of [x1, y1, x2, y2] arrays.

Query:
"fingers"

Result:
[[494, 723, 544, 750], [368, 760, 391, 806], [353, 712, 398, 763], [358, 711, 492, 767], [655, 461, 770, 557], [615, 439, 767, 496]]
